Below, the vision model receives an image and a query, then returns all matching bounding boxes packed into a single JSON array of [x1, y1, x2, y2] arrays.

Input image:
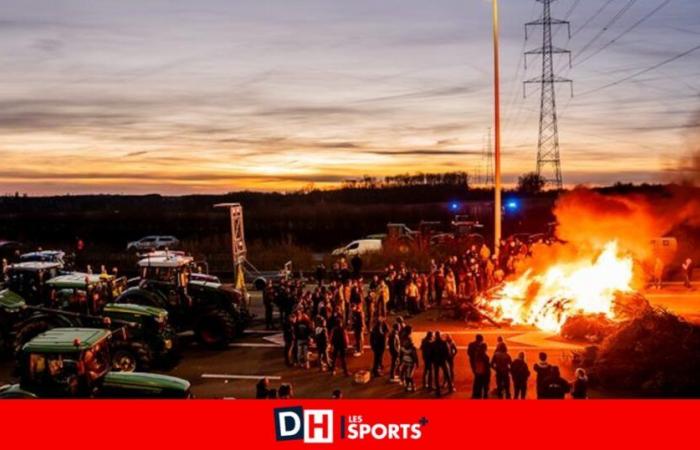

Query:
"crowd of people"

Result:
[[258, 236, 590, 399]]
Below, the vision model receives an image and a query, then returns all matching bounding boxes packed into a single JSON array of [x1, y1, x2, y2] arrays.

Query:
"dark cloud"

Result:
[[125, 151, 149, 157], [0, 168, 348, 184], [367, 148, 480, 156]]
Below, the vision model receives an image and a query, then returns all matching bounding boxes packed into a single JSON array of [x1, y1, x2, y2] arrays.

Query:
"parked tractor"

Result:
[[2, 261, 63, 304], [0, 328, 191, 398], [3, 273, 179, 372], [116, 254, 250, 348]]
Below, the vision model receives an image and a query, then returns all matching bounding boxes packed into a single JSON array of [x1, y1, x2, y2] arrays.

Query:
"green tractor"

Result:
[[117, 254, 250, 348], [0, 289, 26, 356], [0, 328, 191, 399], [8, 272, 179, 372], [2, 261, 63, 305]]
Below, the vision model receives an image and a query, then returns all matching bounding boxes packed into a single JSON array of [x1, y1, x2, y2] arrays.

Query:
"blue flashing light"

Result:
[[450, 202, 460, 211], [506, 199, 520, 211]]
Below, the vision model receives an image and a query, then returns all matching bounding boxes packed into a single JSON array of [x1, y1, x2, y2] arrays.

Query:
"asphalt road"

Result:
[[2, 285, 697, 399]]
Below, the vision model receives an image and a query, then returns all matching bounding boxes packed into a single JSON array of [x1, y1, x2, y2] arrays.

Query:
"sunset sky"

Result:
[[0, 0, 698, 195]]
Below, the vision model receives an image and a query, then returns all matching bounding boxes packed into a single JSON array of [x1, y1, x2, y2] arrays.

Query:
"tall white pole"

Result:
[[492, 0, 502, 256]]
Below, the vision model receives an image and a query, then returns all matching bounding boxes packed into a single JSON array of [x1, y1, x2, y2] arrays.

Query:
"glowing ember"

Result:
[[477, 241, 634, 332]]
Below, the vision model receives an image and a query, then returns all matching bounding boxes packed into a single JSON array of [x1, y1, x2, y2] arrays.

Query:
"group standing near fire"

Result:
[[260, 236, 589, 399]]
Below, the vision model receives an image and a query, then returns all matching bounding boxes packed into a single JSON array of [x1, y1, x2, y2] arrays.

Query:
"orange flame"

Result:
[[478, 240, 634, 332]]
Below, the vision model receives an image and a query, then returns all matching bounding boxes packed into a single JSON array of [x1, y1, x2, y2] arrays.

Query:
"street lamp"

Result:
[[492, 0, 502, 257]]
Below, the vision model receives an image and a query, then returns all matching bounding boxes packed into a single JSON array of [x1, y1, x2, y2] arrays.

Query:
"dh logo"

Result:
[[274, 407, 333, 443]]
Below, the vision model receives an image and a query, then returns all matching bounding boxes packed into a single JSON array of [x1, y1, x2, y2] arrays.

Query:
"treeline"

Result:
[[341, 171, 469, 189]]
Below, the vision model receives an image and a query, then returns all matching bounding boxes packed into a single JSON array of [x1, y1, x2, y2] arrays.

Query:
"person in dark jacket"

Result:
[[351, 304, 365, 356], [445, 334, 458, 389], [315, 263, 326, 286], [572, 368, 588, 399], [541, 366, 570, 399], [315, 316, 330, 372], [282, 315, 297, 366], [263, 280, 275, 330], [294, 311, 313, 369], [329, 323, 350, 376], [510, 352, 530, 399], [255, 377, 271, 399], [533, 352, 554, 399], [432, 331, 454, 396], [388, 323, 402, 382], [467, 334, 485, 374], [420, 331, 434, 390], [491, 342, 512, 399], [351, 255, 363, 279], [369, 319, 388, 377], [471, 343, 490, 399]]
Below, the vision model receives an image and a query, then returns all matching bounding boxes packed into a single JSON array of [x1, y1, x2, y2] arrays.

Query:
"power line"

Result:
[[575, 0, 672, 66], [553, 0, 582, 38], [571, 0, 616, 38], [574, 0, 639, 62], [577, 43, 700, 96]]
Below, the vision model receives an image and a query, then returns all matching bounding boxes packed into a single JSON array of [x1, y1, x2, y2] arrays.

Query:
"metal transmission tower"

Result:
[[523, 0, 573, 189]]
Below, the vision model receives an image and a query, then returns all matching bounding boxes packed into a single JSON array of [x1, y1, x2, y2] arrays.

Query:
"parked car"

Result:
[[126, 236, 179, 252], [332, 239, 383, 256]]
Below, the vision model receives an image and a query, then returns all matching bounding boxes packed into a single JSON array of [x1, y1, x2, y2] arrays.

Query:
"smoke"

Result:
[[672, 106, 700, 185], [509, 187, 700, 289], [554, 188, 664, 261], [554, 187, 700, 258]]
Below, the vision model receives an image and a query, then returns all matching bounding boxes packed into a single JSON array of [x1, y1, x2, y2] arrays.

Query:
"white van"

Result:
[[332, 239, 383, 256]]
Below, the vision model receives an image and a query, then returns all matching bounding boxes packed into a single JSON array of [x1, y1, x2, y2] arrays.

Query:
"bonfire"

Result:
[[477, 240, 635, 333]]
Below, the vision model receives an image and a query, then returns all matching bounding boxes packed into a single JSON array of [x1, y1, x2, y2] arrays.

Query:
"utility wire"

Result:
[[571, 0, 617, 37], [575, 0, 672, 66], [577, 43, 700, 96], [574, 0, 639, 62], [553, 0, 582, 38]]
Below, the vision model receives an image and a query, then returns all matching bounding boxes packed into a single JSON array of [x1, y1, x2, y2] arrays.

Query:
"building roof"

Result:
[[22, 328, 110, 353], [137, 254, 193, 268]]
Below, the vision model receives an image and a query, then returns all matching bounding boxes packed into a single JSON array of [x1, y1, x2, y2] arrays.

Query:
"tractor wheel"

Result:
[[13, 320, 53, 356], [195, 310, 236, 349], [111, 341, 153, 373]]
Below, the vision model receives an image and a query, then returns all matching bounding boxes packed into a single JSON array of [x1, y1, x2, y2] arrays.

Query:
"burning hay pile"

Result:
[[475, 187, 700, 396], [560, 292, 651, 343]]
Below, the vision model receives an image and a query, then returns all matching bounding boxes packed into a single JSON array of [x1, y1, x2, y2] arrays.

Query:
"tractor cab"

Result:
[[136, 254, 193, 293], [20, 250, 66, 265], [3, 261, 63, 304], [46, 272, 126, 315], [18, 328, 112, 397], [11, 328, 190, 398]]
